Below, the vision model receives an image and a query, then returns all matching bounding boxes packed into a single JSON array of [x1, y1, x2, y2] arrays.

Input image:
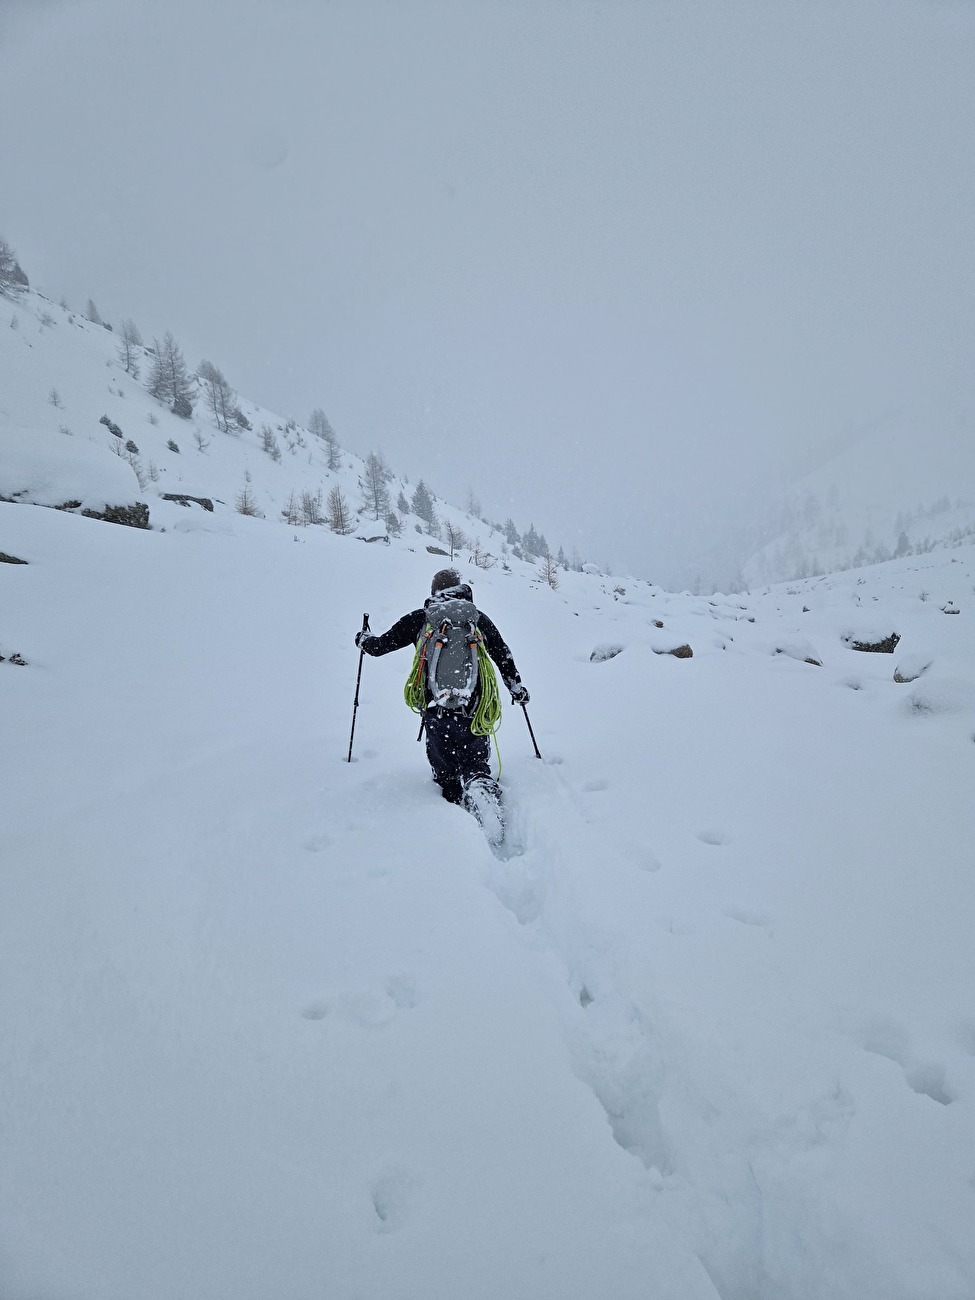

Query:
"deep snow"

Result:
[[2, 286, 975, 1299]]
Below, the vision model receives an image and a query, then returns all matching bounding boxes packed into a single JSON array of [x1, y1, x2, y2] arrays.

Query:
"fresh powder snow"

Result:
[[2, 287, 974, 1299]]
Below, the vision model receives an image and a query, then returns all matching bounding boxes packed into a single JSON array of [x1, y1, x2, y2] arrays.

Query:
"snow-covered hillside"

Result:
[[740, 412, 975, 588], [0, 287, 529, 568], [3, 284, 975, 1299]]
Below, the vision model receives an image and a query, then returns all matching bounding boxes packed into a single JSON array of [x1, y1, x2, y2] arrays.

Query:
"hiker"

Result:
[[355, 568, 529, 807]]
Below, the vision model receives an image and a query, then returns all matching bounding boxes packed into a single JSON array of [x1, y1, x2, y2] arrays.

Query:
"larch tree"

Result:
[[326, 484, 355, 535], [309, 408, 341, 470], [0, 237, 28, 298], [116, 318, 143, 375], [360, 452, 392, 521], [197, 359, 236, 434], [148, 331, 194, 417], [443, 519, 467, 560]]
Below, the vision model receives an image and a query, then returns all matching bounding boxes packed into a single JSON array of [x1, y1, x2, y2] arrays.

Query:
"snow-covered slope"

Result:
[[2, 488, 974, 1298], [741, 411, 975, 587], [0, 287, 517, 564], [3, 284, 975, 1299]]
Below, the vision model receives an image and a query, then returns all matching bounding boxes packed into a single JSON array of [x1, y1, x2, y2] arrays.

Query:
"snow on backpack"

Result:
[[404, 595, 501, 735]]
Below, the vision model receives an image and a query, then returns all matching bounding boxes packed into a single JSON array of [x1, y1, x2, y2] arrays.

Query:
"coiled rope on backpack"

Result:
[[404, 633, 503, 739], [404, 637, 429, 715], [471, 641, 502, 738]]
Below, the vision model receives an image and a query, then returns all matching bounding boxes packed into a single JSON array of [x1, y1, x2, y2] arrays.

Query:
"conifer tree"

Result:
[[539, 554, 560, 589], [411, 479, 437, 527], [326, 485, 355, 534], [0, 237, 28, 298], [522, 523, 543, 559], [360, 452, 391, 521], [197, 359, 236, 433], [309, 408, 341, 470], [148, 331, 194, 417], [116, 318, 143, 375], [235, 472, 262, 516]]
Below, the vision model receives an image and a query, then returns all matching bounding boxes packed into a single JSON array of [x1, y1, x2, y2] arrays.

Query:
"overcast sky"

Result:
[[2, 0, 973, 582]]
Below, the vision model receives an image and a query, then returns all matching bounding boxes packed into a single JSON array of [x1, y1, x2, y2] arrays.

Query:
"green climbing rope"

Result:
[[471, 641, 502, 737], [404, 640, 427, 715], [404, 633, 503, 743]]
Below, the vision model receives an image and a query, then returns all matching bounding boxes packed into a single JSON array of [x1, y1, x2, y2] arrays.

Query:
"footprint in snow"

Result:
[[302, 833, 331, 853], [371, 1165, 417, 1233], [697, 828, 730, 846], [300, 974, 418, 1027], [856, 1016, 955, 1106], [724, 905, 772, 928]]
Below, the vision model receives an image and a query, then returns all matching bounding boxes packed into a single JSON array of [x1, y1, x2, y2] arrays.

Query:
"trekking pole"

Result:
[[346, 614, 369, 763], [520, 703, 542, 760]]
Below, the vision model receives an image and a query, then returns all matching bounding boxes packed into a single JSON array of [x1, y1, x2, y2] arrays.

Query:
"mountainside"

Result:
[[738, 412, 975, 589], [0, 286, 572, 578], [3, 284, 975, 1299]]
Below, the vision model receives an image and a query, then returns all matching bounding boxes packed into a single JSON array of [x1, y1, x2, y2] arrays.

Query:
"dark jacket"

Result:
[[360, 583, 524, 706]]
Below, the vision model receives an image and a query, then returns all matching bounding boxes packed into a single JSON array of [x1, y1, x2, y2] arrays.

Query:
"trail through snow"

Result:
[[2, 501, 974, 1295]]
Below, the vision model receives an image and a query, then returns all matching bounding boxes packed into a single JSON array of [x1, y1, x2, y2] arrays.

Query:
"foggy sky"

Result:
[[2, 0, 973, 584]]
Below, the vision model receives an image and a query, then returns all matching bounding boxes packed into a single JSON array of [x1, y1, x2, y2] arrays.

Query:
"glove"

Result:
[[355, 629, 373, 649], [509, 682, 530, 705]]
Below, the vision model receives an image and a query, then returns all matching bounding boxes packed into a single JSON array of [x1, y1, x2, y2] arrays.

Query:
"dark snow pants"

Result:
[[423, 709, 491, 804]]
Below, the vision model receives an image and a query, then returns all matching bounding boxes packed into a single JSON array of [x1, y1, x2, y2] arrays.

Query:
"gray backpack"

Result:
[[419, 595, 482, 710]]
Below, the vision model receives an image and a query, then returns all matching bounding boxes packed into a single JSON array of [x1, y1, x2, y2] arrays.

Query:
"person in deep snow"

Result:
[[355, 569, 530, 807]]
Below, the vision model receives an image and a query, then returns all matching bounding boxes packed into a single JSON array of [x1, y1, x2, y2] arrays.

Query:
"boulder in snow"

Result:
[[81, 503, 150, 529], [590, 644, 624, 663], [894, 654, 933, 684], [842, 630, 901, 654], [162, 493, 214, 512], [774, 636, 822, 666]]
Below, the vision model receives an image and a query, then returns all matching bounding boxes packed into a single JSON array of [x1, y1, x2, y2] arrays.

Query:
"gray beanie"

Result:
[[431, 567, 463, 595]]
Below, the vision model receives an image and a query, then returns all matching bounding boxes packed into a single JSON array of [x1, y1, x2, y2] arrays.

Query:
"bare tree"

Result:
[[309, 408, 341, 470], [301, 487, 324, 526], [326, 485, 355, 535], [197, 359, 236, 433], [281, 490, 302, 526], [235, 472, 262, 517], [117, 318, 143, 376], [148, 331, 195, 417], [538, 554, 560, 589], [360, 451, 391, 521], [260, 423, 282, 461], [443, 519, 467, 560], [0, 238, 28, 298], [470, 540, 496, 570]]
